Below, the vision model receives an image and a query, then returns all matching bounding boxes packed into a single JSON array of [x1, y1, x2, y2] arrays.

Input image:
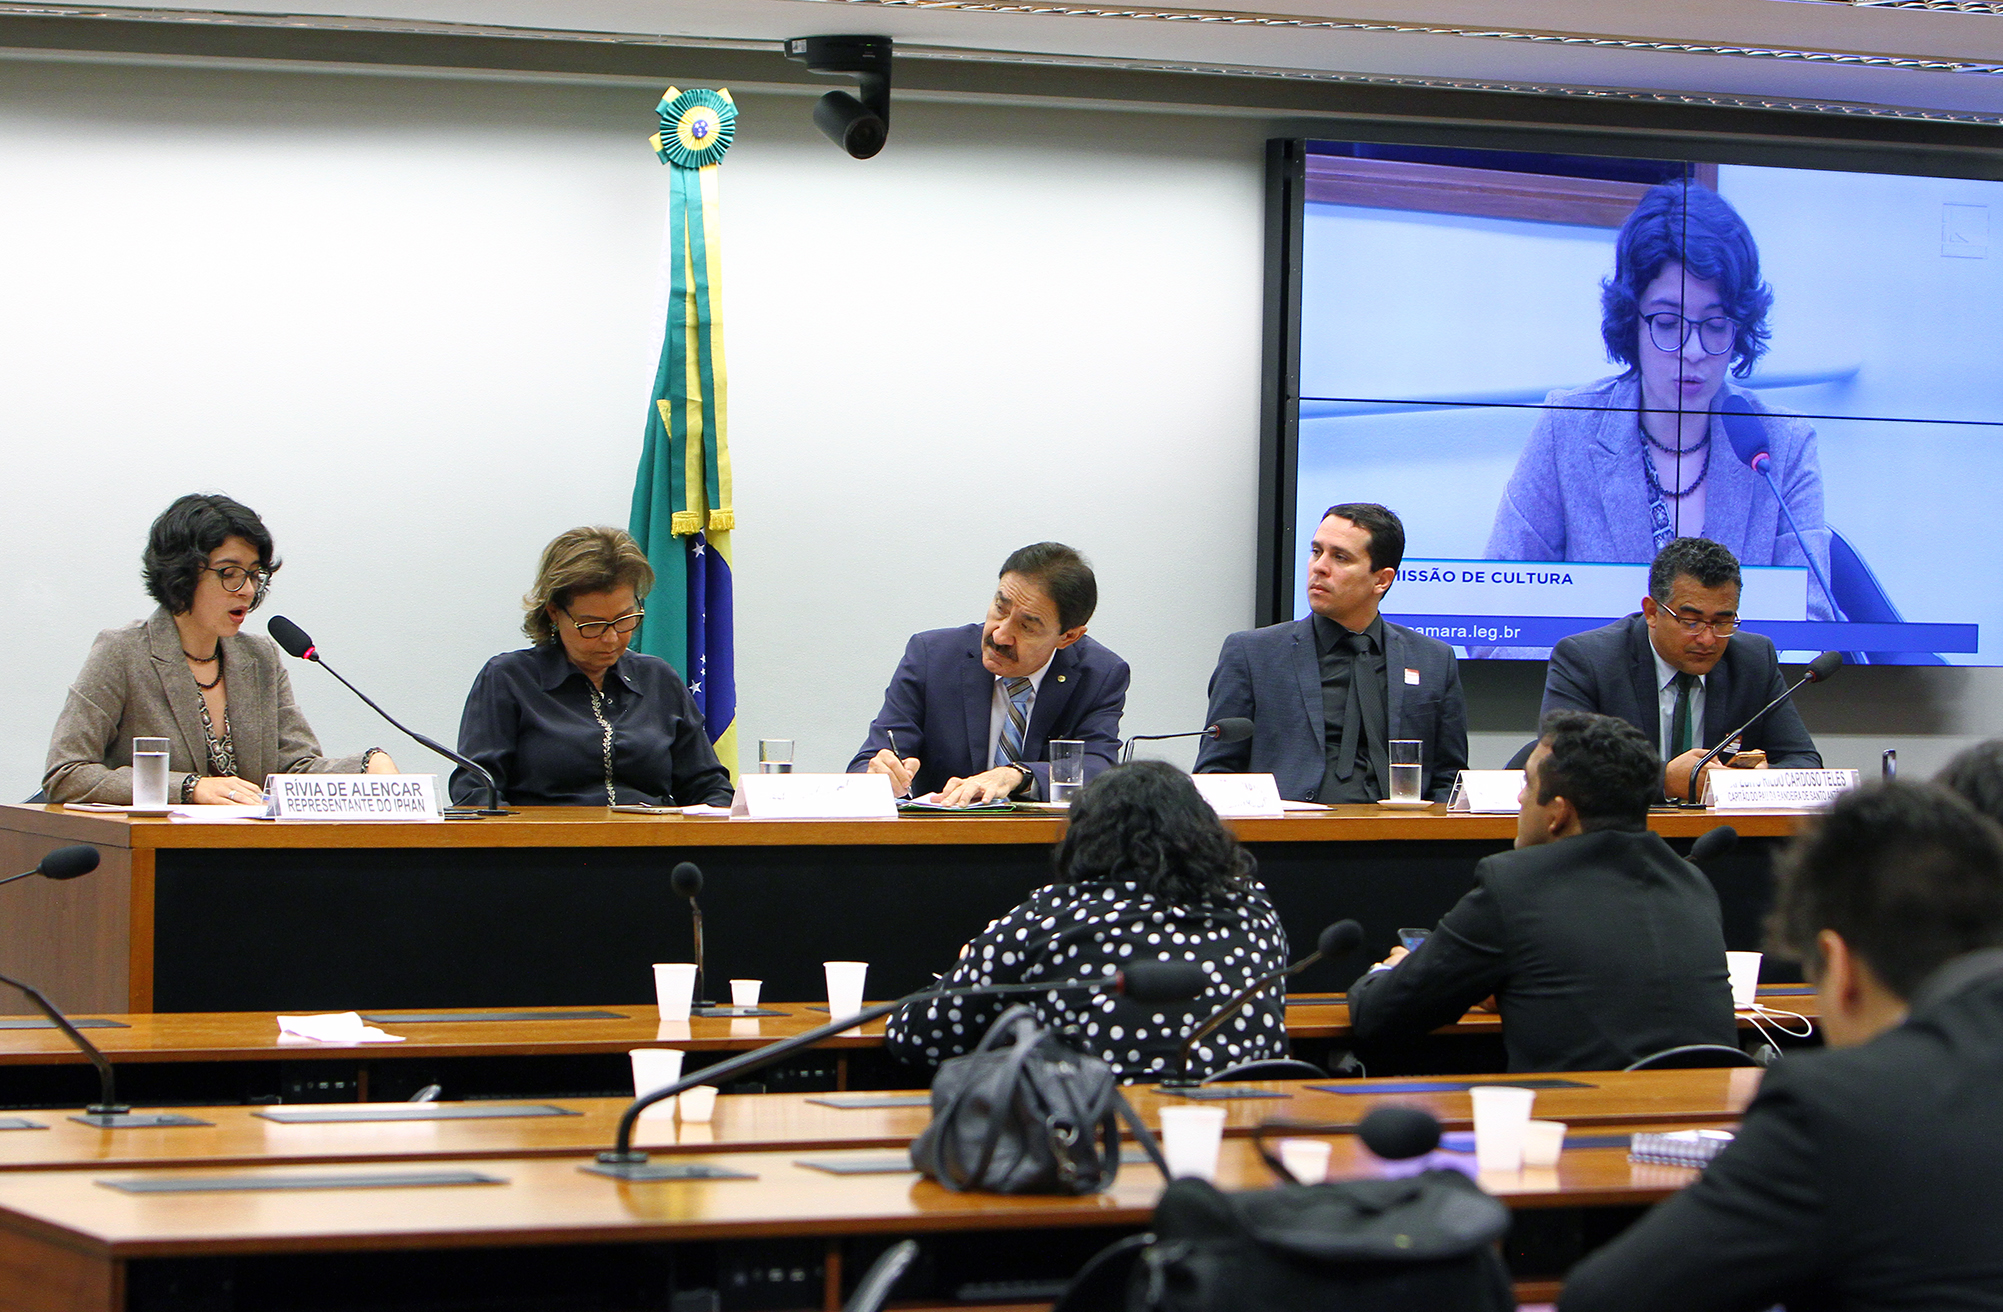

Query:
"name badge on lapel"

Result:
[[1404, 668, 1421, 686]]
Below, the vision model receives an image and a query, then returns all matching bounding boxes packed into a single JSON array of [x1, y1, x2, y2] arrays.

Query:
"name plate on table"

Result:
[[1447, 770, 1525, 813], [1191, 774, 1284, 818], [1702, 768, 1859, 810], [263, 774, 443, 822], [730, 773, 897, 820]]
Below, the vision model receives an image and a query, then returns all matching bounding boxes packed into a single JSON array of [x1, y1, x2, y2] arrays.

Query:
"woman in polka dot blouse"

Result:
[[885, 760, 1292, 1082]]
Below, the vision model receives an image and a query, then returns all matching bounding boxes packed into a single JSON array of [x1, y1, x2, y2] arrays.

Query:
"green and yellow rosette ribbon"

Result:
[[640, 86, 736, 537]]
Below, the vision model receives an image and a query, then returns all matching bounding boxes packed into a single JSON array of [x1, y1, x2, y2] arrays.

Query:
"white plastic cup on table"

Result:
[[1277, 1137, 1332, 1184], [729, 979, 762, 1008], [758, 739, 794, 774], [1470, 1085, 1536, 1172], [1726, 951, 1762, 1010], [1048, 739, 1086, 805], [678, 1084, 719, 1123], [1388, 740, 1424, 803], [824, 961, 868, 1021], [629, 1047, 684, 1119], [1158, 1105, 1228, 1181], [653, 962, 698, 1022], [131, 737, 171, 809], [1521, 1119, 1567, 1169]]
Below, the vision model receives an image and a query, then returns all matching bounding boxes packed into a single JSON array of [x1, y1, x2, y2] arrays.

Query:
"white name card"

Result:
[[1702, 768, 1859, 811], [263, 774, 442, 822], [1191, 774, 1284, 819], [731, 773, 898, 820], [1447, 770, 1526, 814]]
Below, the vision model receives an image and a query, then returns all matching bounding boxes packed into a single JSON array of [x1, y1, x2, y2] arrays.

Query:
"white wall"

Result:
[[0, 57, 1267, 793]]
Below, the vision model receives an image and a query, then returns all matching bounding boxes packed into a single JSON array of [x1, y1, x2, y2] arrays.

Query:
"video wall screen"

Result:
[[1285, 139, 2003, 665]]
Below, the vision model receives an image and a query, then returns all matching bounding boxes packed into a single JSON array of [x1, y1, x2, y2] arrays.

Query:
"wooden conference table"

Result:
[[0, 803, 1802, 1018], [0, 1068, 1758, 1312]]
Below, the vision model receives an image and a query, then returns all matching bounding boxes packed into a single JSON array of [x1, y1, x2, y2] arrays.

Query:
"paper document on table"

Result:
[[276, 1012, 406, 1044], [680, 804, 732, 816], [169, 805, 269, 823], [896, 795, 1015, 813], [1281, 800, 1331, 811]]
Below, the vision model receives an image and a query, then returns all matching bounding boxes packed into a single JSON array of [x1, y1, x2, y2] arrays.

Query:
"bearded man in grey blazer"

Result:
[[1196, 504, 1467, 803]]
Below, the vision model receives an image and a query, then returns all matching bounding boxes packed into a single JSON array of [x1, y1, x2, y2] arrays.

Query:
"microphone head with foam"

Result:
[[1205, 717, 1255, 745], [1686, 825, 1738, 865], [1359, 1106, 1442, 1161], [1721, 394, 1770, 471], [669, 861, 703, 901], [266, 615, 315, 660], [1806, 650, 1844, 683], [36, 845, 99, 881], [1316, 919, 1364, 959], [1119, 960, 1206, 1004]]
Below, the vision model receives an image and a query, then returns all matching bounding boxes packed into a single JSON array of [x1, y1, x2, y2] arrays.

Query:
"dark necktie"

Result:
[[1333, 631, 1372, 782], [1670, 672, 1700, 757]]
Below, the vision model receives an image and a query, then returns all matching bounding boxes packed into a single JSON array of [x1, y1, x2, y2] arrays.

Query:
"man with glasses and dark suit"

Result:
[[1541, 537, 1820, 801]]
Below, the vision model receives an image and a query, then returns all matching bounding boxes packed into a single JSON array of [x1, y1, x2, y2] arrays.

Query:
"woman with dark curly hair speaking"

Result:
[[43, 494, 396, 805], [1487, 180, 1837, 619], [885, 760, 1291, 1082]]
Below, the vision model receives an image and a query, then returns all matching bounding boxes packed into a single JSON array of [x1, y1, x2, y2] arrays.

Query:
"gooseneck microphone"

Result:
[[266, 616, 509, 816], [1121, 717, 1255, 764], [0, 845, 99, 891], [1722, 396, 1839, 615], [1159, 919, 1363, 1089], [669, 861, 715, 1011], [588, 960, 1205, 1175], [1359, 1105, 1442, 1161], [1683, 650, 1843, 805], [1686, 825, 1738, 865]]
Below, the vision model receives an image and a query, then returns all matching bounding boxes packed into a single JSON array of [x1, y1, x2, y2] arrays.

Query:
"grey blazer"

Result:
[[43, 609, 365, 804]]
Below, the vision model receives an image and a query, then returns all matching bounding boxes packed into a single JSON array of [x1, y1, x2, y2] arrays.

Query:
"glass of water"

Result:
[[1048, 740, 1086, 804], [1388, 740, 1424, 803], [132, 737, 171, 809], [758, 739, 794, 774]]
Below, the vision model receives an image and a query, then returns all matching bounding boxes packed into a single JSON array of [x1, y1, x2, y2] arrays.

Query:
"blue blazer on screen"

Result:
[[847, 623, 1130, 801], [1541, 613, 1821, 769], [1193, 615, 1467, 802]]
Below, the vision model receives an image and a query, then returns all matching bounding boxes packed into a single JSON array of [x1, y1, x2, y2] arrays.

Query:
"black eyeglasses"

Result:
[[565, 609, 645, 639], [1642, 312, 1736, 356], [200, 564, 269, 594]]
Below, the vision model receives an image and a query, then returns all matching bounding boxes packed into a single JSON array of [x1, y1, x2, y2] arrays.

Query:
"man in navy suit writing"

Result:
[[849, 543, 1129, 806], [1196, 503, 1467, 803]]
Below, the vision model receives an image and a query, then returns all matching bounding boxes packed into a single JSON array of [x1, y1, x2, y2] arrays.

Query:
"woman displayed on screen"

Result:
[[1486, 180, 1839, 620]]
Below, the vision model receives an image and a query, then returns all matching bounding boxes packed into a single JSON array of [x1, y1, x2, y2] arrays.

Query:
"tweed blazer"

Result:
[[43, 608, 365, 804]]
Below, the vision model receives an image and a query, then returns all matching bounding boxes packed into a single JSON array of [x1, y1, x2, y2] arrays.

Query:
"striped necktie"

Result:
[[993, 677, 1034, 768]]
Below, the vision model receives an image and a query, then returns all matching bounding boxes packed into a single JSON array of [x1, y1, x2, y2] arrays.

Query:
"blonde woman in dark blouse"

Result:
[[886, 760, 1291, 1082]]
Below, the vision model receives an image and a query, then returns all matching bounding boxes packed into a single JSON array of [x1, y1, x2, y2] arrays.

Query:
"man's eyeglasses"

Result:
[[1664, 614, 1739, 637], [1642, 312, 1736, 357], [565, 610, 645, 640], [200, 564, 269, 594]]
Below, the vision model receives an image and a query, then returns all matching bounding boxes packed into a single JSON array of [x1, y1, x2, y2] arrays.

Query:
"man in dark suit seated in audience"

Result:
[[1561, 781, 2003, 1312], [848, 542, 1129, 805], [1542, 536, 1820, 802], [1347, 709, 1736, 1072]]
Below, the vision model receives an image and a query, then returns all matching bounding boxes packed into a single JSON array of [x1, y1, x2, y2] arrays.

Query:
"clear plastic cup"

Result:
[[1470, 1085, 1536, 1172], [132, 737, 171, 809], [1158, 1105, 1228, 1181], [1388, 740, 1424, 803], [653, 963, 697, 1021], [1048, 740, 1086, 805], [824, 961, 868, 1021]]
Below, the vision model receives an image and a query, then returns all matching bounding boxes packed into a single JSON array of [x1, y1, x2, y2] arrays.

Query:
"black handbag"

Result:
[[910, 1004, 1158, 1195], [1124, 1165, 1515, 1311]]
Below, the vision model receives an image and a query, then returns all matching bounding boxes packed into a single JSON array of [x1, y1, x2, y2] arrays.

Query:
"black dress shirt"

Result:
[[451, 644, 733, 807], [1313, 612, 1388, 804]]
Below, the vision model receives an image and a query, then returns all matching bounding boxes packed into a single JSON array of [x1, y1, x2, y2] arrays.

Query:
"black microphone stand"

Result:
[[1679, 656, 1841, 806], [1121, 730, 1207, 764], [304, 652, 511, 817], [0, 970, 203, 1128], [586, 975, 1162, 1178]]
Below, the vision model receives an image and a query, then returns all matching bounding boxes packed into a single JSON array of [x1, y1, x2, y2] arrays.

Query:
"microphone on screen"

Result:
[[1686, 825, 1738, 865], [1158, 919, 1364, 1090], [588, 959, 1205, 1175], [266, 616, 510, 816], [1721, 396, 1839, 614], [1682, 650, 1843, 805], [0, 845, 100, 891], [1121, 717, 1255, 764], [669, 861, 720, 1013]]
